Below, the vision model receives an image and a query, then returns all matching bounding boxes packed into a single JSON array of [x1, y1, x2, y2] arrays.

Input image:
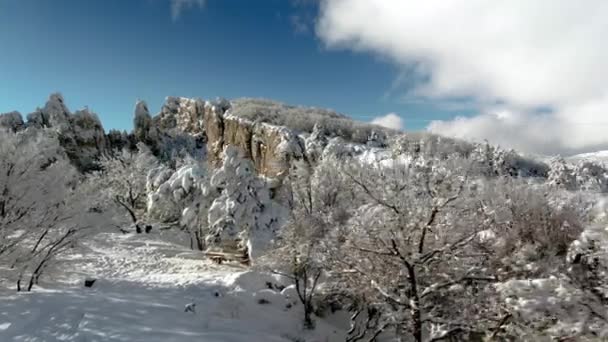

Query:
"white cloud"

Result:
[[316, 0, 608, 155], [170, 0, 205, 21], [371, 113, 404, 130]]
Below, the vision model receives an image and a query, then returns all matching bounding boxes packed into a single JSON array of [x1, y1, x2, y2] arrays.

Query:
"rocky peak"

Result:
[[26, 93, 71, 129], [134, 100, 155, 142], [3, 94, 109, 171], [0, 111, 25, 132]]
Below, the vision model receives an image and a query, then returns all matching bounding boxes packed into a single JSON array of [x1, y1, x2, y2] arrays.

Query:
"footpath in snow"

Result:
[[0, 231, 347, 342]]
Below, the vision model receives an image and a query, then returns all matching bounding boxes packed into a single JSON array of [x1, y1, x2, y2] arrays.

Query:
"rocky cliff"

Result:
[[1, 94, 369, 187], [136, 97, 306, 185], [205, 112, 304, 180], [0, 94, 108, 171]]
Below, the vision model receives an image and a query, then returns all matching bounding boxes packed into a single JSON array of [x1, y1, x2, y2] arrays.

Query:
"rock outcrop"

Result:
[[62, 108, 108, 170], [204, 108, 304, 187], [144, 97, 305, 186], [1, 94, 108, 171], [156, 97, 206, 133]]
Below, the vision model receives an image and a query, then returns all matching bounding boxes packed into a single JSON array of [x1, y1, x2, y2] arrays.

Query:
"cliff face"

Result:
[[141, 97, 305, 184], [1, 94, 308, 181], [204, 105, 304, 183]]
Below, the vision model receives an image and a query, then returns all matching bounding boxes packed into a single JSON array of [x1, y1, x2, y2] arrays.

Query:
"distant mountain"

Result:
[[568, 150, 608, 164]]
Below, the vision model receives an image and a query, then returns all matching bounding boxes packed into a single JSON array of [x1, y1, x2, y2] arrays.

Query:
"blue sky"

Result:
[[0, 0, 469, 131]]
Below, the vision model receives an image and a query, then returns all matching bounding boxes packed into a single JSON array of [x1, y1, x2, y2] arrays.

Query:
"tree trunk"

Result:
[[407, 264, 422, 342], [195, 230, 205, 251], [27, 272, 37, 291], [304, 302, 315, 329]]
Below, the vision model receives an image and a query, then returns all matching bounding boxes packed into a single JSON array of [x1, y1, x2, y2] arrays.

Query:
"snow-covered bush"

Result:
[[496, 223, 608, 340], [574, 160, 608, 193], [548, 156, 578, 190], [469, 141, 549, 178]]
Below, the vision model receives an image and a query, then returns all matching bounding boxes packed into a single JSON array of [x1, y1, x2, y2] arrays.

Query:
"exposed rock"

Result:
[[26, 93, 71, 129], [202, 110, 303, 180], [134, 101, 156, 144], [133, 96, 306, 186], [157, 97, 205, 133], [203, 102, 226, 167], [222, 115, 254, 160], [251, 122, 303, 179]]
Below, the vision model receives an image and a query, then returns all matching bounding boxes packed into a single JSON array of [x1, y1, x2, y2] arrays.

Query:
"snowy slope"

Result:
[[0, 232, 347, 342], [568, 150, 608, 164]]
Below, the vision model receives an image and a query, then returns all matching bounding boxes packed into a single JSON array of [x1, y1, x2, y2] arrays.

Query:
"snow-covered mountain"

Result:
[[568, 150, 608, 164]]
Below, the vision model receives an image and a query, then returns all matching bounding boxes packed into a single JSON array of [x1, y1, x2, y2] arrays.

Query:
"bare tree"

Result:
[[0, 129, 101, 291], [262, 158, 349, 329], [269, 217, 325, 329]]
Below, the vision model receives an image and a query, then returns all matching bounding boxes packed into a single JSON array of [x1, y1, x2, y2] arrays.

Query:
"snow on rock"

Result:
[[17, 94, 109, 170], [204, 105, 304, 186], [0, 111, 24, 132], [304, 123, 328, 163], [157, 96, 206, 133], [25, 93, 71, 129], [321, 137, 366, 160]]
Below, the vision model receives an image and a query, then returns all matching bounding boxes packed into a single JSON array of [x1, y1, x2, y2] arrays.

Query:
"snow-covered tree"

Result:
[[574, 161, 608, 193], [91, 143, 158, 233], [1, 129, 69, 256], [147, 157, 216, 250], [206, 146, 286, 259], [548, 156, 578, 191], [330, 156, 505, 341], [0, 129, 101, 291], [262, 158, 350, 329]]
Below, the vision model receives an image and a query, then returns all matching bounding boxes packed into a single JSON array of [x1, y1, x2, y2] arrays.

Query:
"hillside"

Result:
[[2, 94, 608, 341]]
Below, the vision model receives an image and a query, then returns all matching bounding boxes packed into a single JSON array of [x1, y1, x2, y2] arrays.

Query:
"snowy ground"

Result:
[[0, 231, 347, 342]]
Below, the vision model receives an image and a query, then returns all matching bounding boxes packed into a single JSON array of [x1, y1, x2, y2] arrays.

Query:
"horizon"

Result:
[[2, 1, 608, 155]]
